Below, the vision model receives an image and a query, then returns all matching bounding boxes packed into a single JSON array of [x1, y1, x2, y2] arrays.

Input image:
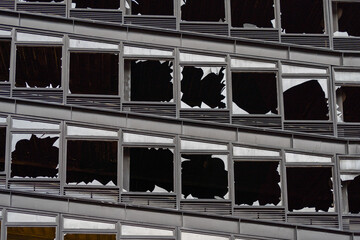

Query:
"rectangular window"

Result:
[[0, 127, 5, 172], [336, 86, 360, 122], [181, 0, 225, 22], [7, 227, 56, 240], [64, 234, 116, 240], [0, 40, 11, 82], [130, 0, 173, 15], [333, 2, 360, 37], [71, 0, 120, 9], [342, 175, 360, 213]]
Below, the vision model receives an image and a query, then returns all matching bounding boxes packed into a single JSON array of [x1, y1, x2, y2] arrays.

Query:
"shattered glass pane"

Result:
[[122, 225, 173, 236], [0, 128, 5, 171], [181, 0, 225, 22], [0, 40, 11, 82], [7, 227, 56, 240], [64, 234, 116, 240], [71, 0, 120, 9], [131, 0, 173, 15], [336, 87, 360, 122], [7, 212, 56, 222], [64, 218, 115, 229]]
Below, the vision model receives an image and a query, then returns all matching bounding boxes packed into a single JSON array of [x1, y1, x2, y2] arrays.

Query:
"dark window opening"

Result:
[[333, 2, 360, 37], [0, 128, 5, 171], [66, 140, 117, 185], [287, 167, 333, 212], [343, 175, 360, 213], [336, 86, 360, 122], [181, 66, 226, 108], [15, 46, 62, 88], [131, 0, 173, 15], [231, 0, 274, 28], [125, 60, 173, 101], [7, 227, 56, 240], [0, 40, 11, 82], [283, 80, 328, 120], [232, 72, 278, 114], [71, 0, 120, 9], [64, 234, 116, 240], [182, 154, 228, 199], [70, 52, 119, 95], [11, 134, 59, 178], [234, 161, 280, 206], [181, 0, 225, 22], [124, 147, 173, 192], [280, 0, 324, 34]]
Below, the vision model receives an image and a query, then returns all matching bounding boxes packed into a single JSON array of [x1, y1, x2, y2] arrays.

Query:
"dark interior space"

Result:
[[64, 234, 116, 240], [72, 0, 120, 9], [336, 86, 360, 122], [280, 0, 324, 34], [131, 0, 173, 15], [11, 134, 59, 178], [336, 2, 360, 37], [345, 175, 360, 213], [66, 140, 117, 185], [0, 128, 5, 172], [126, 147, 173, 192], [232, 72, 277, 114], [0, 40, 11, 82], [15, 46, 62, 88], [287, 167, 333, 212], [7, 227, 56, 240], [283, 80, 328, 120], [231, 0, 274, 28], [234, 161, 280, 206], [70, 52, 119, 95], [129, 60, 173, 101], [181, 66, 226, 108], [181, 0, 225, 22], [182, 154, 228, 199]]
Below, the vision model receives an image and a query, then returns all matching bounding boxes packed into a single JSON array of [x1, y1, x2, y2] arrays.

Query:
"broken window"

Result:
[[181, 66, 226, 109], [182, 154, 228, 199], [11, 134, 59, 178], [124, 60, 173, 102], [0, 128, 5, 172], [64, 234, 116, 240], [130, 0, 173, 15], [234, 161, 280, 206], [15, 46, 62, 88], [231, 0, 275, 28], [67, 140, 117, 186], [232, 72, 278, 115], [69, 52, 119, 95], [336, 86, 360, 122], [71, 0, 119, 9], [0, 40, 11, 82], [342, 175, 360, 214], [123, 147, 173, 193], [280, 0, 325, 34], [333, 2, 360, 37], [181, 0, 225, 22], [7, 227, 56, 240], [286, 167, 333, 212]]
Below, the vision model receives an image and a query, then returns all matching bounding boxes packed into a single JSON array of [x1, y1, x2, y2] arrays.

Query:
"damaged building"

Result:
[[1, 0, 360, 240]]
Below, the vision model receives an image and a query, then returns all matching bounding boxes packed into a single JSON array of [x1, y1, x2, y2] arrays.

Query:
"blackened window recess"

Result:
[[131, 0, 173, 15], [130, 60, 173, 101], [231, 0, 274, 28], [287, 167, 333, 212], [0, 40, 11, 82], [181, 0, 225, 22], [335, 2, 360, 37], [15, 46, 62, 88], [0, 128, 5, 171], [11, 135, 59, 178], [280, 0, 324, 34], [70, 52, 119, 95], [234, 162, 280, 206], [336, 87, 360, 122], [283, 80, 328, 120], [72, 0, 120, 9], [344, 176, 360, 213], [64, 234, 116, 240], [232, 72, 278, 114], [182, 154, 228, 199], [7, 227, 56, 240], [126, 148, 173, 192], [181, 66, 226, 108], [66, 140, 117, 185]]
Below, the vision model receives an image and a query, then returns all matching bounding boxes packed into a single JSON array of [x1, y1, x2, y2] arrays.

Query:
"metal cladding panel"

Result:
[[71, 10, 122, 24], [334, 37, 360, 51], [0, 0, 14, 10], [281, 35, 330, 48], [180, 23, 229, 36], [239, 221, 294, 239], [183, 215, 239, 233], [16, 3, 66, 16], [297, 229, 351, 240], [231, 29, 279, 42], [125, 16, 176, 29]]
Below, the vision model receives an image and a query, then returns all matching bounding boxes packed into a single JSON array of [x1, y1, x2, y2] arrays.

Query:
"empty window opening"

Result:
[[280, 0, 324, 34], [64, 234, 116, 240], [125, 60, 173, 101], [232, 72, 278, 114], [336, 87, 360, 122], [342, 175, 360, 213], [7, 227, 56, 240], [333, 2, 360, 37], [123, 147, 173, 192], [181, 0, 225, 22], [0, 40, 11, 82], [11, 134, 59, 178], [234, 161, 280, 206], [15, 46, 62, 88], [283, 79, 329, 120], [0, 128, 5, 172], [287, 167, 333, 212], [71, 0, 120, 9], [182, 154, 228, 199], [231, 0, 274, 28], [131, 0, 173, 15], [181, 66, 226, 109], [66, 140, 117, 186], [70, 52, 119, 95]]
